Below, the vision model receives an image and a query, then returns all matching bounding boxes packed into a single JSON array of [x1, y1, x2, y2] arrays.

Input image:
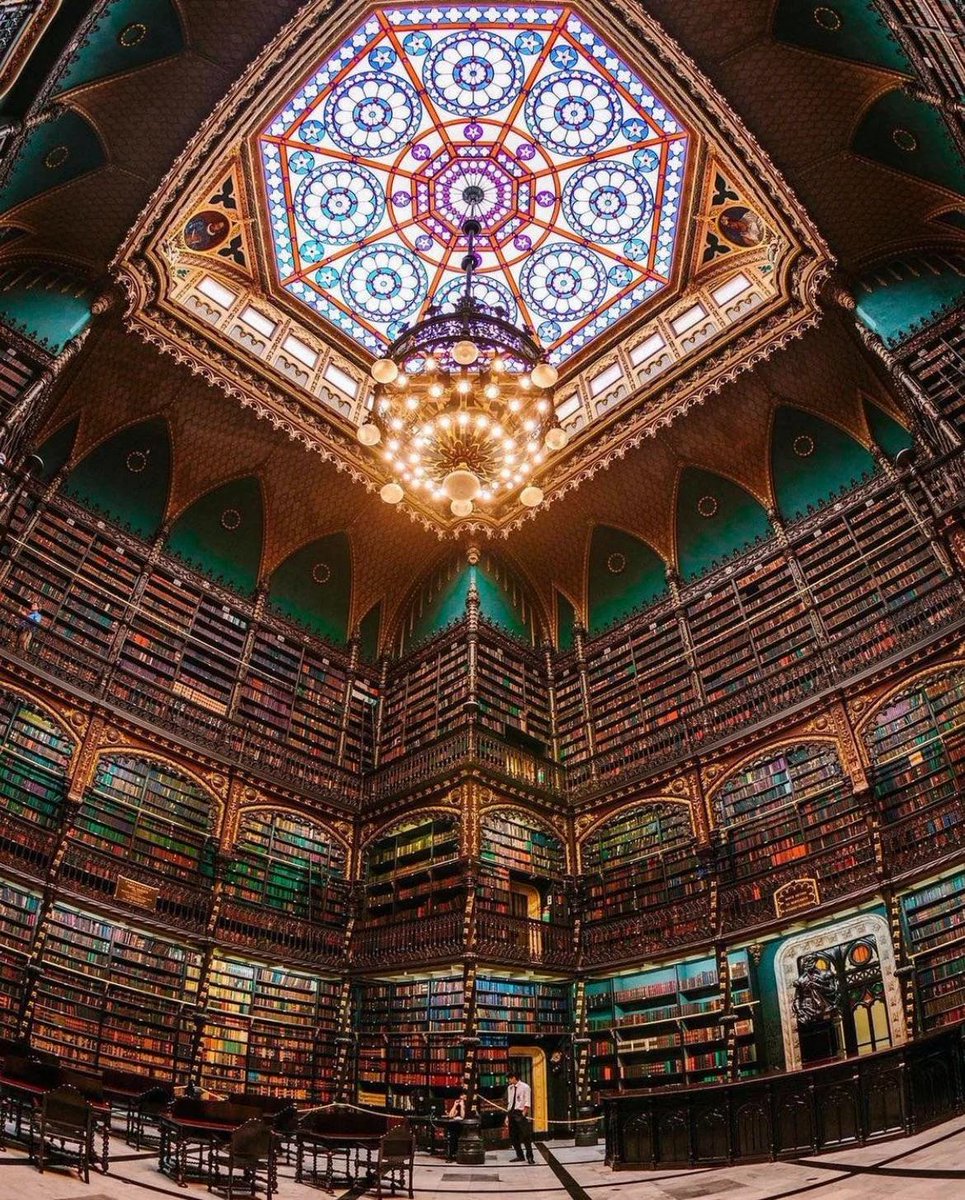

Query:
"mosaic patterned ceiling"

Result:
[[258, 5, 690, 365]]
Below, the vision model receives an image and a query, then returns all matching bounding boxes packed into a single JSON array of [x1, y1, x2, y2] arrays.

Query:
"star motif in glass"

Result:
[[259, 5, 690, 365]]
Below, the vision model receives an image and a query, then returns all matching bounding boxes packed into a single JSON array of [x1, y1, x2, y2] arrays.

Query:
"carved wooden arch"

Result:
[[0, 678, 80, 755], [83, 745, 225, 838], [63, 409, 175, 480], [575, 795, 697, 874], [853, 658, 965, 758], [705, 735, 846, 822], [478, 800, 570, 872], [232, 800, 353, 871], [359, 804, 462, 855]]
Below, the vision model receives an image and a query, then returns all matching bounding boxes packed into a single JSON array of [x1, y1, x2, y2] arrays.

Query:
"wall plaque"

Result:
[[115, 875, 159, 911]]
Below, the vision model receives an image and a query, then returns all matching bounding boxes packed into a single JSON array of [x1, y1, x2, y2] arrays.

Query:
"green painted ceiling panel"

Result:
[[0, 284, 91, 353], [853, 89, 965, 197], [855, 259, 965, 346], [404, 558, 533, 649], [556, 591, 575, 653], [587, 525, 667, 637], [772, 407, 877, 523], [166, 476, 263, 596], [33, 418, 78, 482], [0, 109, 105, 214], [773, 0, 911, 73], [267, 533, 351, 645], [863, 398, 914, 459], [63, 419, 171, 540], [677, 468, 771, 582], [358, 601, 381, 662], [52, 0, 184, 95]]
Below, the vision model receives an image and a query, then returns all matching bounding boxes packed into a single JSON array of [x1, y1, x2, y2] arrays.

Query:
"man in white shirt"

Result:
[[505, 1071, 534, 1163]]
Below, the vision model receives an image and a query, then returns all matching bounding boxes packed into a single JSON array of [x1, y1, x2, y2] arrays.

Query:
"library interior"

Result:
[[0, 1, 962, 1197]]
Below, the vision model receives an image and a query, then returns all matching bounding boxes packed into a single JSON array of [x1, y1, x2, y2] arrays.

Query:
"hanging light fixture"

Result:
[[362, 193, 566, 516]]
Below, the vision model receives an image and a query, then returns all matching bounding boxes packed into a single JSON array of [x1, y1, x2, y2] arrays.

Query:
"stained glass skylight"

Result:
[[259, 5, 690, 366]]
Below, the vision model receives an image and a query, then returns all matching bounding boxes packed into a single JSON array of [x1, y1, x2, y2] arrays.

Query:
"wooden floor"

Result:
[[1, 1114, 963, 1200]]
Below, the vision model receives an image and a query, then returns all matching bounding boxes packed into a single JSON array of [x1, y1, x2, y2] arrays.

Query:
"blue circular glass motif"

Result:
[[623, 238, 650, 262], [562, 162, 654, 242], [288, 150, 315, 174], [325, 71, 422, 157], [296, 163, 384, 245], [297, 120, 325, 145], [300, 239, 326, 263], [424, 30, 523, 117], [314, 266, 340, 288], [403, 31, 431, 56], [525, 70, 621, 155], [549, 45, 577, 69], [341, 245, 427, 320], [515, 31, 543, 55], [538, 319, 562, 344], [436, 274, 517, 322], [621, 116, 651, 141], [368, 46, 397, 71], [608, 264, 633, 288], [633, 147, 660, 172], [520, 244, 606, 320]]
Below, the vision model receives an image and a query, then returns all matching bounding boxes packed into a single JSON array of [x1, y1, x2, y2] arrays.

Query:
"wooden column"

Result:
[[571, 623, 597, 776], [542, 638, 560, 761], [336, 631, 360, 767]]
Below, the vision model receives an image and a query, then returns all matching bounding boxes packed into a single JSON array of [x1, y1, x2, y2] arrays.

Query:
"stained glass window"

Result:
[[259, 4, 689, 365]]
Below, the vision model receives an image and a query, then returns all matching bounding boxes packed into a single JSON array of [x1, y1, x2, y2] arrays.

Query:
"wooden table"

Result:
[[0, 1072, 112, 1173], [158, 1113, 238, 1187]]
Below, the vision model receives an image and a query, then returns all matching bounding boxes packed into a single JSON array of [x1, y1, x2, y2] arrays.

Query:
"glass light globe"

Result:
[[453, 339, 479, 366], [380, 482, 404, 504], [357, 423, 381, 446], [531, 362, 559, 389], [443, 467, 481, 503], [371, 358, 399, 384], [450, 498, 474, 517], [519, 485, 544, 508], [544, 426, 569, 451]]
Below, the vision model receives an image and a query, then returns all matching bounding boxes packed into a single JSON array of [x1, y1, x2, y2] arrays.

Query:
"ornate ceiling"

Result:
[[113, 0, 831, 532], [3, 0, 963, 649]]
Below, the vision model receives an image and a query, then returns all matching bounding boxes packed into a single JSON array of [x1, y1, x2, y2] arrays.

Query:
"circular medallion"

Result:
[[562, 161, 654, 242], [849, 941, 873, 966], [525, 70, 621, 156], [341, 244, 427, 320], [118, 21, 148, 47], [436, 274, 517, 321], [813, 5, 842, 30], [44, 145, 69, 170], [300, 238, 326, 263], [314, 265, 340, 288], [325, 71, 422, 157], [538, 319, 562, 344], [717, 205, 765, 248], [424, 30, 523, 116], [520, 243, 606, 320], [125, 449, 149, 474], [515, 31, 543, 55], [697, 495, 719, 519], [608, 263, 633, 288], [295, 163, 384, 244], [312, 562, 332, 584], [607, 552, 627, 575], [549, 45, 577, 69], [793, 434, 815, 458], [892, 127, 918, 152], [183, 209, 230, 252], [220, 508, 241, 531], [368, 46, 397, 71], [633, 147, 660, 173], [403, 31, 431, 56], [288, 149, 315, 174]]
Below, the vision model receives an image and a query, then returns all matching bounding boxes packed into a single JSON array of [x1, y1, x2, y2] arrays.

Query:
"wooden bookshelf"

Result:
[[585, 950, 757, 1093], [0, 688, 73, 875], [353, 975, 466, 1107], [902, 870, 965, 1030], [866, 670, 965, 875], [476, 621, 552, 751], [379, 632, 470, 762], [200, 953, 340, 1099], [581, 804, 707, 966], [28, 902, 202, 1082], [715, 743, 876, 929], [475, 974, 571, 1100], [219, 809, 348, 961]]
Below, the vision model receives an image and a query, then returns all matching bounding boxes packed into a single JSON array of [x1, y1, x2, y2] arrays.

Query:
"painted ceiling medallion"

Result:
[[114, 0, 831, 536], [259, 6, 688, 365]]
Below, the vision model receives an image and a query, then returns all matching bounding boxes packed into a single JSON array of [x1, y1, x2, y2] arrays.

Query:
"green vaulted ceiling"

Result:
[[587, 527, 667, 638], [166, 476, 264, 596], [267, 533, 352, 645], [771, 407, 876, 523], [63, 418, 171, 539]]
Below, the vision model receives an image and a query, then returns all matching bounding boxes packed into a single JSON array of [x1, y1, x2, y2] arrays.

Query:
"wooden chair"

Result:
[[128, 1084, 173, 1149], [373, 1126, 415, 1199], [29, 1085, 95, 1183], [270, 1103, 299, 1164], [207, 1117, 277, 1200]]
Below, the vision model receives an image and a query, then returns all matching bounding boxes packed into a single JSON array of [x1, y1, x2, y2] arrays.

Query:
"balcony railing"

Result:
[[474, 911, 576, 968], [351, 909, 465, 967]]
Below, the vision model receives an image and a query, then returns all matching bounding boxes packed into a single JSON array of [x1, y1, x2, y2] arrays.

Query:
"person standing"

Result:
[[17, 596, 42, 651], [444, 1089, 467, 1161], [505, 1071, 534, 1164]]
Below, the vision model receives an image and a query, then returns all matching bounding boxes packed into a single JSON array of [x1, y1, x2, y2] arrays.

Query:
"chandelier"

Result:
[[358, 196, 568, 519]]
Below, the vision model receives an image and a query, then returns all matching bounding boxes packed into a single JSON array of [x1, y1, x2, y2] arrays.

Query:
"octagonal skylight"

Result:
[[259, 4, 689, 366]]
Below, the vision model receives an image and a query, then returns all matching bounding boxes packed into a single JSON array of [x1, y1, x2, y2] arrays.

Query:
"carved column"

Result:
[[542, 638, 560, 760], [571, 623, 597, 776], [0, 323, 91, 465], [666, 568, 707, 727], [465, 575, 480, 759], [371, 655, 390, 768]]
